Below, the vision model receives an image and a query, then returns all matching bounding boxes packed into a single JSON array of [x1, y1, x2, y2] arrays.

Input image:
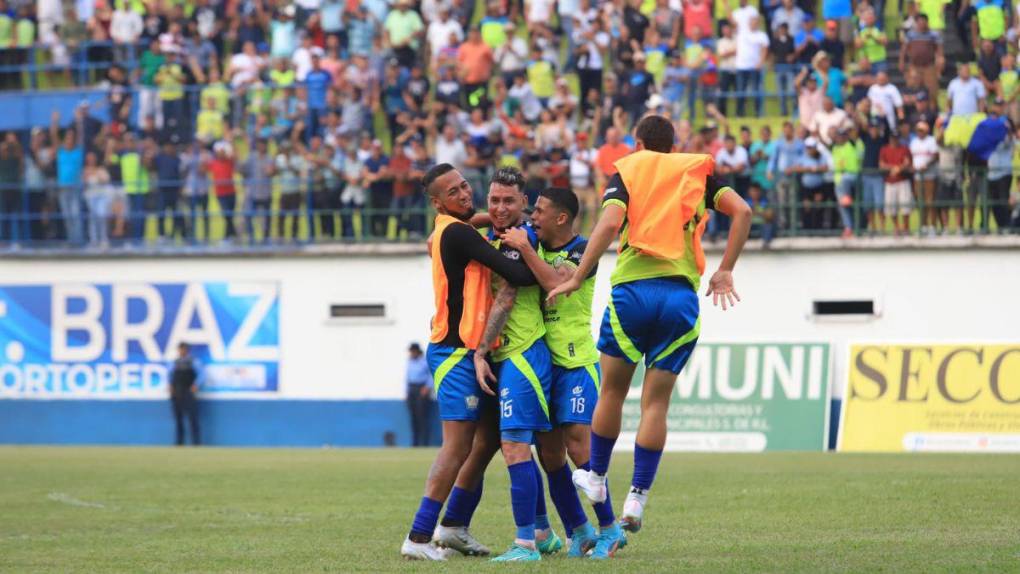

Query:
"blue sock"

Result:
[[581, 461, 616, 527], [508, 461, 537, 541], [546, 463, 588, 535], [632, 443, 664, 491], [531, 459, 549, 530], [590, 432, 617, 476], [464, 479, 483, 527], [442, 486, 473, 526], [410, 496, 442, 538]]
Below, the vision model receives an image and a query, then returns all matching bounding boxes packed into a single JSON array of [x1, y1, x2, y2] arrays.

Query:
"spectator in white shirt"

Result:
[[110, 6, 143, 63], [735, 15, 770, 116], [494, 22, 529, 86], [427, 8, 463, 70], [731, 0, 760, 34], [867, 71, 904, 130], [813, 96, 851, 146], [434, 124, 467, 170], [946, 63, 987, 116], [715, 134, 751, 192], [909, 121, 939, 235]]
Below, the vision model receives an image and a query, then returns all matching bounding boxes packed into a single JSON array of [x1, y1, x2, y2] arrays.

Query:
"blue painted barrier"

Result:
[[0, 399, 442, 447]]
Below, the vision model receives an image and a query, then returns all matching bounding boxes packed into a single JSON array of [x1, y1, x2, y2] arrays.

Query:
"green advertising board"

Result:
[[622, 343, 831, 452]]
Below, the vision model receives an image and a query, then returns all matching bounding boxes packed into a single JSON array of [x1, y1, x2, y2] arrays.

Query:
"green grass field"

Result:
[[1, 447, 1018, 573]]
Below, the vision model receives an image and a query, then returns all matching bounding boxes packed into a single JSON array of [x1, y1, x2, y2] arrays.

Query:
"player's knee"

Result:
[[500, 430, 533, 465], [537, 441, 566, 471]]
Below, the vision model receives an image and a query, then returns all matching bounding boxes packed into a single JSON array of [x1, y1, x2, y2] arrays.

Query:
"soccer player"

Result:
[[499, 188, 611, 558], [547, 115, 751, 552], [400, 164, 538, 561]]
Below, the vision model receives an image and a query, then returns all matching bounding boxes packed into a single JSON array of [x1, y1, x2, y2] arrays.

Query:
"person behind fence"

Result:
[[154, 142, 186, 242], [181, 140, 211, 243], [405, 342, 434, 447], [747, 181, 776, 246], [169, 342, 201, 446], [243, 138, 274, 244], [82, 151, 112, 248], [208, 141, 238, 243], [50, 111, 85, 245], [879, 130, 913, 236], [831, 128, 858, 238], [0, 131, 22, 244]]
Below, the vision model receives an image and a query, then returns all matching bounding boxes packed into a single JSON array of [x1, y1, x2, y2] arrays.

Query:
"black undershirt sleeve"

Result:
[[444, 223, 537, 287]]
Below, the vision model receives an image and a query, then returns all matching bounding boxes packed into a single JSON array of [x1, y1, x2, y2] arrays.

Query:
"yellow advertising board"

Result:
[[840, 344, 1020, 452]]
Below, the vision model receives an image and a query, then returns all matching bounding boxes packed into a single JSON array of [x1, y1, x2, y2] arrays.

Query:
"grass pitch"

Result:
[[1, 447, 1017, 573]]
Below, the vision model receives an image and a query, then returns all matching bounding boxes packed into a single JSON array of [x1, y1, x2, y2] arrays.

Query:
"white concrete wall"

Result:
[[1, 248, 1017, 400]]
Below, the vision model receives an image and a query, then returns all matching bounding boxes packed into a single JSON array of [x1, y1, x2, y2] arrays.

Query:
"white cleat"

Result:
[[401, 537, 449, 561], [572, 468, 608, 504], [620, 491, 646, 533], [433, 525, 492, 556]]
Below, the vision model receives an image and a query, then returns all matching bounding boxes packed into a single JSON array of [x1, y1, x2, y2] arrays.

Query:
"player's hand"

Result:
[[473, 353, 497, 395], [499, 227, 529, 251], [545, 273, 580, 306], [706, 269, 741, 311]]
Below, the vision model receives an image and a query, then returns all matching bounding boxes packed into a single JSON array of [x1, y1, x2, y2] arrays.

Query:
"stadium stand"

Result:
[[0, 0, 1017, 250]]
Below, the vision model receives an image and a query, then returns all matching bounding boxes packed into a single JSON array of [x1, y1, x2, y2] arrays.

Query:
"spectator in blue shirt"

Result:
[[793, 18, 824, 66], [304, 48, 333, 142], [405, 342, 434, 447], [346, 5, 377, 57], [767, 121, 804, 228], [791, 137, 833, 230], [50, 111, 85, 245]]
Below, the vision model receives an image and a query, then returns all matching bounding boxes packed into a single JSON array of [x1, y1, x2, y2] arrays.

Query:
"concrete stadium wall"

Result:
[[1, 247, 1018, 446]]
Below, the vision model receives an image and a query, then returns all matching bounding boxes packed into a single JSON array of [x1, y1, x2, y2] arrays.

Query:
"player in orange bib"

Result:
[[546, 115, 752, 556], [401, 164, 539, 560]]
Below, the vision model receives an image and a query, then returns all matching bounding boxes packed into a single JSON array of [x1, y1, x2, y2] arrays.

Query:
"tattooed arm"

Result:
[[473, 284, 517, 394]]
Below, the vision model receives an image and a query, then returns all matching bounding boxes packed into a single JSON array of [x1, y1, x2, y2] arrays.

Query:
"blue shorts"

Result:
[[493, 338, 553, 433], [427, 343, 494, 422], [598, 277, 701, 374], [550, 363, 600, 426]]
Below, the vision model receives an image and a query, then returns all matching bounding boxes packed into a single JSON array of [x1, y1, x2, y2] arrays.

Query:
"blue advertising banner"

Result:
[[0, 282, 280, 397]]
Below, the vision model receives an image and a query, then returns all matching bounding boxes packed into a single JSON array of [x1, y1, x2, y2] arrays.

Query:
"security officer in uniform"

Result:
[[169, 343, 201, 446]]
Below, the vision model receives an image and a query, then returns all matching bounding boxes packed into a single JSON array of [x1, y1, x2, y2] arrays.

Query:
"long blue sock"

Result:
[[546, 463, 588, 535], [442, 486, 473, 526], [632, 443, 664, 491], [464, 479, 483, 527], [531, 459, 550, 530], [410, 496, 442, 539], [590, 432, 617, 476], [581, 461, 615, 527], [507, 461, 537, 542]]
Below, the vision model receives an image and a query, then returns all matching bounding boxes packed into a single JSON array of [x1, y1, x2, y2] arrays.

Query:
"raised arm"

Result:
[[545, 203, 623, 305]]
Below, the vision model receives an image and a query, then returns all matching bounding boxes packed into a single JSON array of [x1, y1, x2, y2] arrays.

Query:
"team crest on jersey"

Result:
[[465, 395, 479, 410], [572, 385, 584, 396], [500, 387, 510, 398]]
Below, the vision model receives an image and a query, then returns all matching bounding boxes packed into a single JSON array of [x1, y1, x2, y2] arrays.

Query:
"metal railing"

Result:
[[0, 168, 1015, 252]]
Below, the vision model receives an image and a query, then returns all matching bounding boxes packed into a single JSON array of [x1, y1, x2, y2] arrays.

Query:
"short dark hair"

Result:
[[635, 115, 675, 153], [422, 163, 456, 196], [490, 166, 526, 193], [539, 187, 579, 221]]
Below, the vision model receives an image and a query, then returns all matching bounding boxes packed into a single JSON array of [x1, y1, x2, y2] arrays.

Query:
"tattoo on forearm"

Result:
[[478, 285, 516, 356]]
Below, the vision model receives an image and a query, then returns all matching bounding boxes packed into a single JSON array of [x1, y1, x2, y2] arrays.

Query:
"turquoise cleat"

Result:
[[589, 524, 623, 560], [536, 530, 563, 554], [491, 543, 542, 562], [567, 524, 598, 558]]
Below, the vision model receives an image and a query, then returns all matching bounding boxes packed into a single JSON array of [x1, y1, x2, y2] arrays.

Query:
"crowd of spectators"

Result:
[[0, 0, 1018, 248]]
